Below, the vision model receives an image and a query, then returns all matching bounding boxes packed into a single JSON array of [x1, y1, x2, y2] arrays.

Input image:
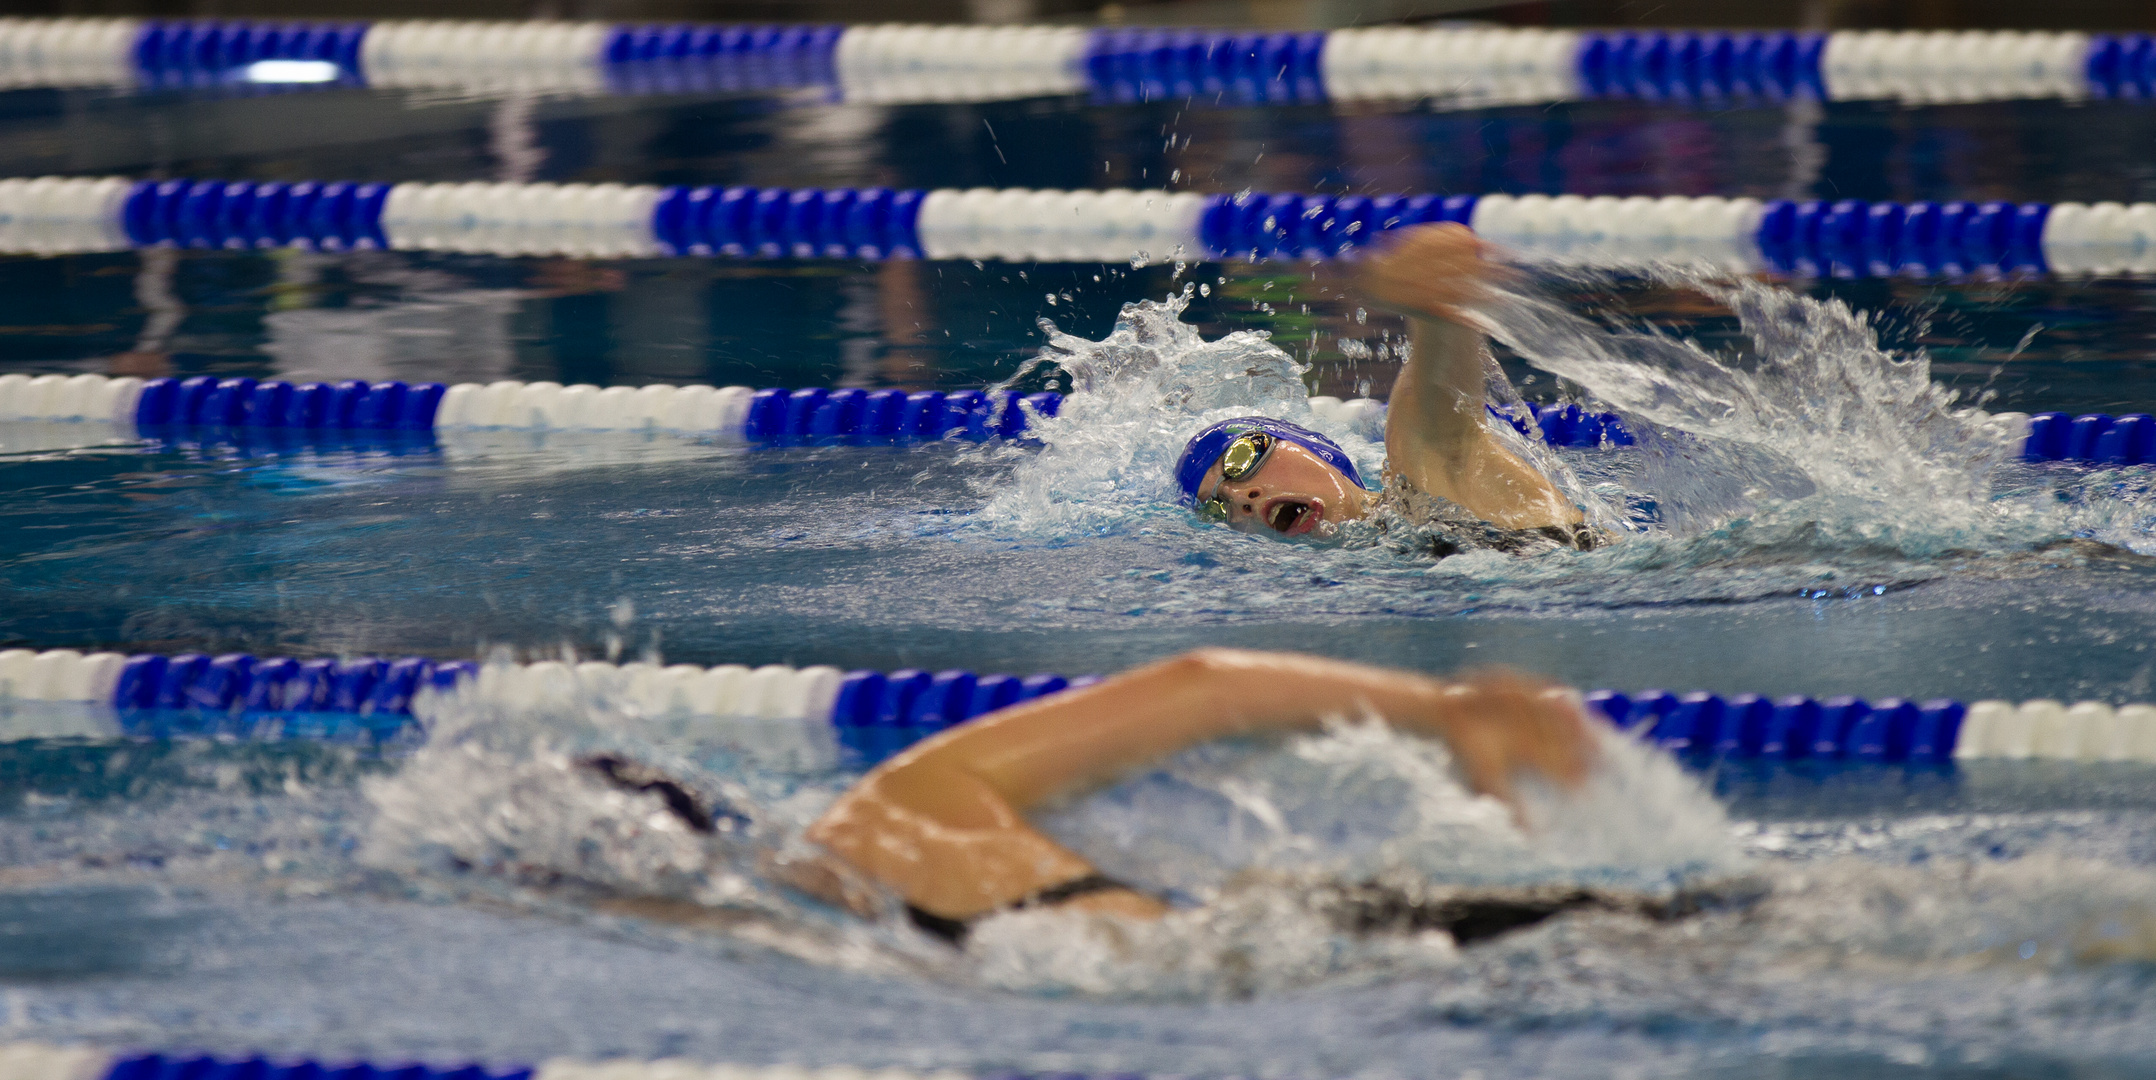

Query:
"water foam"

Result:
[[972, 758, 2156, 1002], [11, 679, 2156, 1024], [1034, 721, 1740, 895], [364, 686, 756, 897], [344, 664, 1759, 996], [1475, 269, 2045, 546], [963, 722, 1744, 998], [976, 292, 1386, 535], [355, 675, 934, 972], [980, 269, 2155, 572]]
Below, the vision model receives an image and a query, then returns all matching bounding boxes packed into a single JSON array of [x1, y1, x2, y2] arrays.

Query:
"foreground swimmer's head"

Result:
[[1174, 417, 1377, 536]]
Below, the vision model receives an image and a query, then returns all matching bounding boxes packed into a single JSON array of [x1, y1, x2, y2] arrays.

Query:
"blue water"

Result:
[[6, 71, 2156, 1079]]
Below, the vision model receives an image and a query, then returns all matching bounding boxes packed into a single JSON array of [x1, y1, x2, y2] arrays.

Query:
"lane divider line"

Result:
[[5, 647, 2152, 764], [0, 19, 2143, 108], [10, 175, 2156, 285], [0, 372, 2140, 467], [0, 1042, 996, 1080]]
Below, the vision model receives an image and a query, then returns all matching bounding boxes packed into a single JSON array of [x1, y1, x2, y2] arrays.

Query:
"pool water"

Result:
[[4, 65, 2156, 1080], [5, 287, 2151, 704], [3, 703, 2156, 1078]]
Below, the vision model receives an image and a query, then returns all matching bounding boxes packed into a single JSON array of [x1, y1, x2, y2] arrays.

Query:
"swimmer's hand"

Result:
[[1359, 222, 1506, 325], [1399, 668, 1597, 816]]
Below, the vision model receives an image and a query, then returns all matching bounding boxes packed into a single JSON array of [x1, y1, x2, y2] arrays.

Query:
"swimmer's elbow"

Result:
[[1156, 647, 1267, 682], [1149, 648, 1308, 695]]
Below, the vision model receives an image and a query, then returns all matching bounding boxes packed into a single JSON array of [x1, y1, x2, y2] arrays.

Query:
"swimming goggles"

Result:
[[1196, 431, 1275, 519]]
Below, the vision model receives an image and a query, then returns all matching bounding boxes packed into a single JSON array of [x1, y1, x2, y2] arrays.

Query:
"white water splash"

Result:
[[967, 721, 1745, 998], [976, 293, 1384, 534], [960, 731, 2156, 1003], [1035, 720, 1743, 898], [963, 881, 1460, 999], [357, 676, 963, 974], [982, 272, 2153, 562], [362, 684, 769, 907], [1474, 269, 2038, 545]]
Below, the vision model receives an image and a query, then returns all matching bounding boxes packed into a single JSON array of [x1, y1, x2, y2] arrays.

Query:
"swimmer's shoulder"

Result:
[[1375, 470, 1613, 557]]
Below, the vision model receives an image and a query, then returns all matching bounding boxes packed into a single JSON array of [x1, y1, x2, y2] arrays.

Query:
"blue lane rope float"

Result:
[[2021, 411, 2156, 464], [0, 1044, 1002, 1080], [0, 19, 2143, 108], [10, 174, 2156, 281], [1490, 402, 1637, 449], [104, 1056, 527, 1080], [2, 370, 2147, 466], [5, 646, 2154, 764]]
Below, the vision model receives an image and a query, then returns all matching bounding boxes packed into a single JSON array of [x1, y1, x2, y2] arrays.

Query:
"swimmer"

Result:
[[567, 650, 1755, 950], [778, 648, 1628, 944], [1177, 224, 1602, 553], [549, 658, 2149, 964]]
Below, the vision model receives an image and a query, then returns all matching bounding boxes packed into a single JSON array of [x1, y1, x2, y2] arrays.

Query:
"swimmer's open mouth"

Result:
[[1264, 497, 1321, 536]]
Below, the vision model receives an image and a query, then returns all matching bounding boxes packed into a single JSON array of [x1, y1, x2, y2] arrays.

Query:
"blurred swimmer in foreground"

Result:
[[579, 650, 1641, 946], [1177, 223, 1604, 554], [581, 651, 2153, 961], [785, 648, 1605, 942]]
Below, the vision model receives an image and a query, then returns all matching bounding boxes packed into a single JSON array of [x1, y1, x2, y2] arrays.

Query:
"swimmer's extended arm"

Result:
[[798, 648, 1594, 922], [1362, 225, 1581, 530]]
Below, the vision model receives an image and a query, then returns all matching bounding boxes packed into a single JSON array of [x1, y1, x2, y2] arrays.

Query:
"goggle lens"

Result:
[[1218, 432, 1273, 482]]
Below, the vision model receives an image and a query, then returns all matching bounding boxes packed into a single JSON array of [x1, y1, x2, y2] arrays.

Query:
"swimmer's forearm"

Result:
[[1361, 223, 1498, 455], [802, 650, 1445, 916], [1386, 316, 1583, 529], [1407, 316, 1488, 419], [886, 649, 1449, 808], [1389, 315, 1490, 456], [802, 650, 1593, 919]]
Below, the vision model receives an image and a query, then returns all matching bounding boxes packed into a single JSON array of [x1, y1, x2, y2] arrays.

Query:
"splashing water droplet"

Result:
[[1474, 265, 2079, 552]]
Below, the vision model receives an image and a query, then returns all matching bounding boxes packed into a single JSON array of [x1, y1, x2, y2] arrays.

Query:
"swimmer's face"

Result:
[[1199, 442, 1373, 537]]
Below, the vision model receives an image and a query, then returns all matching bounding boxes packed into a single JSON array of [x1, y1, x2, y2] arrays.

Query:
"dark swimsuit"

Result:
[[905, 873, 1138, 945], [1374, 469, 1612, 558], [914, 876, 1764, 948], [1316, 877, 1767, 945], [581, 753, 748, 834]]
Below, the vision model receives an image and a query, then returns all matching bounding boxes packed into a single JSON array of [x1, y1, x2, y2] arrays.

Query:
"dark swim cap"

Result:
[[1172, 416, 1369, 506]]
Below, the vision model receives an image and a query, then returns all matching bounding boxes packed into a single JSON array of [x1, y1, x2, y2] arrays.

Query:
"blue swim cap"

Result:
[[1173, 416, 1368, 506]]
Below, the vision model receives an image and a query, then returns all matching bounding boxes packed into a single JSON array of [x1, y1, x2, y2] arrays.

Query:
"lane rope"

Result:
[[1, 366, 2142, 466], [7, 175, 2156, 284], [5, 646, 2153, 764], [0, 1041, 981, 1080], [0, 19, 2142, 108]]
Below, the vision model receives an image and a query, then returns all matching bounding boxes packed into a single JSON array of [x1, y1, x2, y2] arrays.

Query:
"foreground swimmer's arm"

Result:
[[798, 648, 1595, 926], [1362, 224, 1581, 530]]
